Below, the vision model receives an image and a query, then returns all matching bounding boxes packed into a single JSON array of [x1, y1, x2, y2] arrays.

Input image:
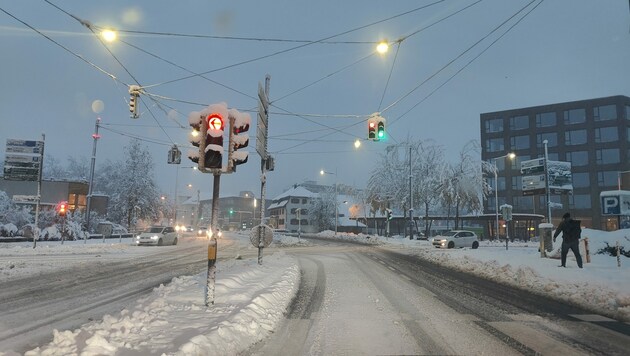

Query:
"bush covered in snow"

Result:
[[0, 223, 18, 237]]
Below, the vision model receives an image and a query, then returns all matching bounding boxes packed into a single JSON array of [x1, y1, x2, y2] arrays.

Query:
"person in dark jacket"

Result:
[[553, 212, 583, 268]]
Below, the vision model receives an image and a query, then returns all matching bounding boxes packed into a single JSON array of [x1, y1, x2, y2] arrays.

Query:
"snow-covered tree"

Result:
[[413, 140, 446, 236], [0, 191, 33, 228], [310, 187, 336, 231], [439, 140, 486, 229], [95, 139, 161, 228]]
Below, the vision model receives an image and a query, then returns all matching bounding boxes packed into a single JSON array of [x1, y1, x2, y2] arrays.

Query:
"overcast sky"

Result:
[[1, 0, 629, 200]]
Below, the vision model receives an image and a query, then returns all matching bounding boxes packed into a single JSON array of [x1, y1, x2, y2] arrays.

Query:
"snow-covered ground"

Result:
[[0, 229, 628, 355]]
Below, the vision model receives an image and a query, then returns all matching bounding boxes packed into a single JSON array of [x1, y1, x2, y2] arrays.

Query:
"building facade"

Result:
[[480, 95, 630, 231]]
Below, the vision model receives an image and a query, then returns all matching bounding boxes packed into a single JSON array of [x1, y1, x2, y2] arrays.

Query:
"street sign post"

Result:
[[4, 139, 44, 181], [520, 158, 545, 175], [256, 83, 269, 160]]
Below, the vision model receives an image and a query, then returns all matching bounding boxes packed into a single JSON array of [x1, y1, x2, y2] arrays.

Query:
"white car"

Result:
[[431, 230, 479, 249], [135, 226, 178, 246]]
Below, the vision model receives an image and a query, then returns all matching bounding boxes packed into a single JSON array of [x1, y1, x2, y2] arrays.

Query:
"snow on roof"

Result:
[[267, 200, 288, 210], [271, 186, 318, 201]]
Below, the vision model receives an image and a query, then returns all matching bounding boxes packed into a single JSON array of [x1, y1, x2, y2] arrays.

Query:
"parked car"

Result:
[[431, 230, 479, 249], [135, 226, 178, 246]]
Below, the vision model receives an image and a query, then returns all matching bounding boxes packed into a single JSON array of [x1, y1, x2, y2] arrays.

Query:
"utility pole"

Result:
[[85, 117, 100, 242], [409, 145, 413, 239], [543, 140, 552, 224], [33, 134, 45, 249]]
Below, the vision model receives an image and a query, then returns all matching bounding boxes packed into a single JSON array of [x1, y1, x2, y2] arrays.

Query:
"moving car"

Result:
[[197, 226, 209, 237], [135, 226, 178, 246], [431, 230, 479, 249]]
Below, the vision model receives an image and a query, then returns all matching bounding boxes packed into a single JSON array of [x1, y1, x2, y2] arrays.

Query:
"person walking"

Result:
[[553, 212, 583, 268]]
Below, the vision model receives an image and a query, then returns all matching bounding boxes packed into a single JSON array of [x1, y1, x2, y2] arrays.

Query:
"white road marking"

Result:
[[569, 314, 617, 322]]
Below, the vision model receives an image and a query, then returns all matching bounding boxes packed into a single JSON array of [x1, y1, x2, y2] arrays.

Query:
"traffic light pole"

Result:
[[257, 75, 270, 266], [206, 173, 220, 306], [33, 133, 45, 249], [85, 117, 100, 242]]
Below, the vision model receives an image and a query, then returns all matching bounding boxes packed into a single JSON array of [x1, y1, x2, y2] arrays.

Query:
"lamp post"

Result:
[[493, 152, 516, 240], [320, 168, 338, 235]]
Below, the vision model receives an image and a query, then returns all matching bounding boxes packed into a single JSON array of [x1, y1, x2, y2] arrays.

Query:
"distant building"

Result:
[[0, 178, 108, 216], [268, 183, 366, 233], [480, 95, 630, 232], [182, 191, 263, 230]]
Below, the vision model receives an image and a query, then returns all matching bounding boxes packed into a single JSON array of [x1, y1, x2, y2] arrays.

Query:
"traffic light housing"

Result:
[[204, 113, 224, 169], [368, 119, 377, 140], [57, 201, 67, 217], [368, 114, 386, 141], [386, 208, 393, 221], [377, 120, 385, 140], [129, 85, 140, 119], [228, 109, 251, 172], [188, 103, 228, 171]]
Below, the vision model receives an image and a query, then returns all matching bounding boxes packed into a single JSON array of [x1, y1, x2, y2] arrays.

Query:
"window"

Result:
[[485, 118, 503, 133], [598, 171, 617, 186], [595, 127, 618, 143], [539, 195, 561, 206], [497, 177, 506, 191], [511, 176, 522, 190], [572, 172, 590, 188], [300, 219, 309, 225], [563, 108, 586, 125], [514, 155, 530, 170], [565, 129, 587, 146], [486, 138, 504, 153], [509, 115, 529, 130], [301, 198, 307, 204], [594, 105, 616, 121], [596, 148, 620, 164], [510, 135, 529, 150], [536, 112, 556, 127], [626, 105, 630, 120], [514, 196, 533, 210], [569, 194, 591, 209], [536, 133, 557, 148], [291, 198, 300, 203], [566, 151, 588, 166], [290, 219, 299, 225]]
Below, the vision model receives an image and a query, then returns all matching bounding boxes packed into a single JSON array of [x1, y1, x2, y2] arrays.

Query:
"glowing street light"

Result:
[[101, 29, 117, 42], [354, 139, 361, 149], [376, 41, 389, 54]]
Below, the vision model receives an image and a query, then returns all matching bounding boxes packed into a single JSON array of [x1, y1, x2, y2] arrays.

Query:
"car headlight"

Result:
[[150, 235, 159, 240]]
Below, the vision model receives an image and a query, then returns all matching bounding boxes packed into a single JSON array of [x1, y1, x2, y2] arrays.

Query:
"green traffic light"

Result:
[[378, 130, 384, 138], [229, 209, 234, 214]]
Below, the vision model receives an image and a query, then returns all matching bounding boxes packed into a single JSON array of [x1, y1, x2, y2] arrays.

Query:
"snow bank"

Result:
[[25, 253, 299, 355]]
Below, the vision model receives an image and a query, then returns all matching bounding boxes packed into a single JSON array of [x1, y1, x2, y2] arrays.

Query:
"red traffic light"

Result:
[[207, 113, 224, 131], [57, 201, 68, 216], [369, 122, 376, 128]]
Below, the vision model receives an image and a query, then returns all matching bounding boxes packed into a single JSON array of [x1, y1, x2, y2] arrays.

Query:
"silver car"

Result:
[[431, 230, 479, 249], [135, 226, 178, 246]]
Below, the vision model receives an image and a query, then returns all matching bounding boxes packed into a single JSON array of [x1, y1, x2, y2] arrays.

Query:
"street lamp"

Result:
[[493, 152, 516, 240], [320, 168, 338, 235]]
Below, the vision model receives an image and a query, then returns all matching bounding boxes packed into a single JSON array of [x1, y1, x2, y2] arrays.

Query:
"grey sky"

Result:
[[1, 0, 629, 200]]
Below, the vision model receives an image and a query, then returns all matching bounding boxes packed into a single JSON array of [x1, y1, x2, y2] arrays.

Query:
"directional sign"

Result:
[[12, 195, 39, 203], [4, 139, 44, 181], [256, 82, 269, 159], [520, 158, 545, 175], [6, 139, 44, 154], [522, 174, 546, 196]]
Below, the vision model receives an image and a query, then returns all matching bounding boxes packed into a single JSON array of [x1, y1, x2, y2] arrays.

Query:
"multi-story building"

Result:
[[481, 95, 630, 231]]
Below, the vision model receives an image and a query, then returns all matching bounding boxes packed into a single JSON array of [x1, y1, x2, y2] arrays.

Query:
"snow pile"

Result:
[[315, 230, 382, 245], [25, 253, 299, 355], [0, 223, 18, 237], [271, 233, 313, 247]]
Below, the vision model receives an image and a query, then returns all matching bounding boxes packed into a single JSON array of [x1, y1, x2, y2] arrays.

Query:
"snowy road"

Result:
[[0, 237, 221, 353], [249, 238, 630, 355]]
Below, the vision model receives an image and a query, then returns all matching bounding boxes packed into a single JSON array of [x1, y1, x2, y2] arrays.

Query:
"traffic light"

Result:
[[204, 113, 224, 169], [228, 109, 251, 172], [57, 201, 67, 217], [377, 117, 386, 140], [129, 85, 140, 119], [368, 119, 377, 140], [187, 111, 203, 165], [386, 208, 393, 221]]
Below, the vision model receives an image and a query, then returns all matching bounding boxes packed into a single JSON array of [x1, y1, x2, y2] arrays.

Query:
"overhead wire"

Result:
[[43, 0, 179, 145], [380, 0, 538, 116], [389, 0, 545, 129], [377, 41, 402, 112], [141, 0, 446, 89], [0, 7, 122, 85]]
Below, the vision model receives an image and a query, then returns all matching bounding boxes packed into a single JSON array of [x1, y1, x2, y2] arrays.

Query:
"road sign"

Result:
[[6, 139, 44, 154], [3, 166, 39, 181], [4, 139, 44, 181], [256, 82, 269, 159], [520, 158, 545, 175], [12, 195, 39, 203]]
